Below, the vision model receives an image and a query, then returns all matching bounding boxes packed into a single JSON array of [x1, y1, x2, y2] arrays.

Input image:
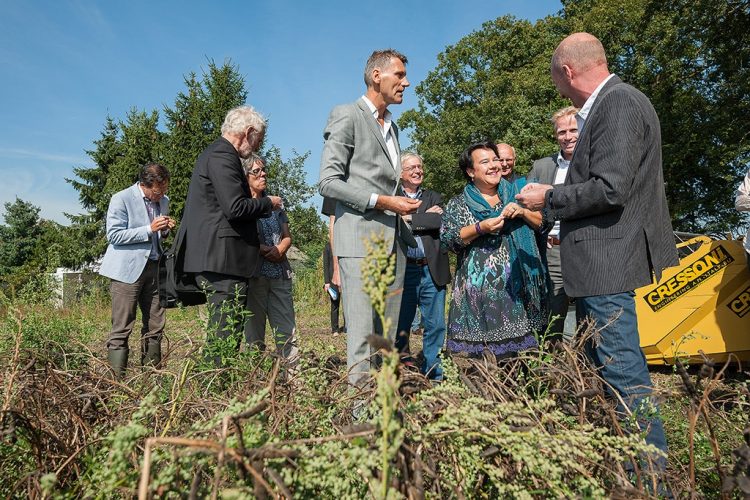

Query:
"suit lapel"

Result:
[[356, 99, 400, 173], [569, 75, 622, 168], [356, 99, 389, 156], [130, 183, 150, 223], [550, 154, 560, 185]]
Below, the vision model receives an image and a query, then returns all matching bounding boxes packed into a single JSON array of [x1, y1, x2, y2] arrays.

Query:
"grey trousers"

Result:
[[107, 259, 165, 351], [245, 276, 298, 364], [338, 240, 406, 387]]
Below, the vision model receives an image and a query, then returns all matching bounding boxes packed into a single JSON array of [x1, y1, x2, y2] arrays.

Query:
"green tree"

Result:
[[0, 199, 76, 299], [0, 198, 43, 277], [65, 60, 324, 267], [63, 109, 162, 266], [401, 0, 750, 232], [400, 15, 567, 200], [263, 147, 326, 255], [562, 0, 750, 232], [162, 60, 248, 221]]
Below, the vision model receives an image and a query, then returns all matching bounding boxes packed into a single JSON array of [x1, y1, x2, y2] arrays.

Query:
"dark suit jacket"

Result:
[[410, 188, 451, 287], [547, 75, 678, 297], [182, 137, 273, 278]]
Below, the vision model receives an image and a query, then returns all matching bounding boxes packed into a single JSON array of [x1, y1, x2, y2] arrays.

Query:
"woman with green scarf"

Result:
[[441, 141, 548, 357]]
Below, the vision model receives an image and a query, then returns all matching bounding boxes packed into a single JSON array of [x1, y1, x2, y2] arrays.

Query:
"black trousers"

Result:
[[329, 294, 341, 332], [196, 272, 248, 357]]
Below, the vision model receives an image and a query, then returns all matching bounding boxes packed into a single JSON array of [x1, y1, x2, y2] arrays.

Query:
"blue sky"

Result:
[[0, 0, 561, 224]]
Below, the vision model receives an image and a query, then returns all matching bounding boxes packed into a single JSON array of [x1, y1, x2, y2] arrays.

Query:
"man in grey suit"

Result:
[[517, 33, 678, 468], [527, 106, 579, 340], [99, 163, 175, 377], [319, 49, 421, 387]]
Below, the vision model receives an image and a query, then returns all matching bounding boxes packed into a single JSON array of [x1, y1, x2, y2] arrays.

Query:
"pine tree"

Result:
[[163, 60, 247, 221]]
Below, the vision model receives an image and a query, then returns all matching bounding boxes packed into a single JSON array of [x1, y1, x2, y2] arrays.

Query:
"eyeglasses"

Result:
[[402, 164, 423, 172], [147, 184, 167, 196], [248, 167, 266, 177]]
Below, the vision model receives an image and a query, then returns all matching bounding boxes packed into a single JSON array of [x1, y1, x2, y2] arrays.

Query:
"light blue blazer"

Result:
[[99, 183, 169, 284]]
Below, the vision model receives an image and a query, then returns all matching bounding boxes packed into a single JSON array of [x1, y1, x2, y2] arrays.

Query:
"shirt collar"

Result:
[[138, 183, 150, 201], [577, 73, 616, 122], [556, 152, 571, 168], [361, 95, 392, 124], [401, 185, 422, 199]]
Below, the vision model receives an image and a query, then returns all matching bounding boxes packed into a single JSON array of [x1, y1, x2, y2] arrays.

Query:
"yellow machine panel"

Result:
[[636, 236, 750, 365]]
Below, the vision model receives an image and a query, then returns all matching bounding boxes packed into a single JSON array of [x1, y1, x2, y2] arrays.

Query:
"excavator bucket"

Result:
[[636, 234, 750, 365]]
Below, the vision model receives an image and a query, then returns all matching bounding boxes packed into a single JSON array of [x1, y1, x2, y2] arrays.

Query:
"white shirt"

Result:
[[736, 168, 750, 253], [576, 73, 616, 133], [549, 153, 571, 238], [361, 95, 399, 209]]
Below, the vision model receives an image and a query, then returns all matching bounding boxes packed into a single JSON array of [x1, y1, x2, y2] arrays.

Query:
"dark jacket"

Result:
[[182, 137, 272, 278], [409, 188, 451, 287], [547, 76, 678, 297]]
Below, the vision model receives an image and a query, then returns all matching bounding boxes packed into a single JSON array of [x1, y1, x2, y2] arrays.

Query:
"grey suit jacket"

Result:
[[528, 154, 558, 186], [99, 183, 169, 284], [319, 98, 413, 257], [547, 76, 678, 297]]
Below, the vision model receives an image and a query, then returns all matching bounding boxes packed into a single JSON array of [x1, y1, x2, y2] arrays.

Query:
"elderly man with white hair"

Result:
[[181, 105, 283, 364]]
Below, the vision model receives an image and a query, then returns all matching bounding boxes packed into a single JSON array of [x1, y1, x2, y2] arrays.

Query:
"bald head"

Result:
[[550, 33, 611, 107], [552, 33, 608, 74]]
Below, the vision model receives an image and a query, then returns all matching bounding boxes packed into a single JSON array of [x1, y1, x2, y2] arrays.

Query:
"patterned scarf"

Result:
[[463, 179, 548, 322]]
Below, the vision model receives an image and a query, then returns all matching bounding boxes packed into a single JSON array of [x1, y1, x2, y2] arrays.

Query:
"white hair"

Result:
[[221, 105, 266, 136]]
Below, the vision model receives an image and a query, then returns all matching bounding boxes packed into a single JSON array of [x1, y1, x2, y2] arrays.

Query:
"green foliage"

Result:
[[0, 198, 43, 276], [0, 199, 90, 300], [400, 15, 568, 200], [162, 60, 248, 222], [402, 0, 750, 233], [82, 389, 161, 499], [64, 60, 324, 270], [262, 146, 327, 257], [287, 205, 327, 258], [263, 146, 315, 210]]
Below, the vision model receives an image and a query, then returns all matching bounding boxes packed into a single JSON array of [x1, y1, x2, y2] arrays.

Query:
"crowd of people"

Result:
[[97, 32, 750, 481]]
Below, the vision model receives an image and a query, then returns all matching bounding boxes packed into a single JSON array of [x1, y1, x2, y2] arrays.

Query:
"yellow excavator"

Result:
[[636, 233, 750, 365]]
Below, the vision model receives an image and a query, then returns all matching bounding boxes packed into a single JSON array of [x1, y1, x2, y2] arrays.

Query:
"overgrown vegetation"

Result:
[[2, 239, 750, 498]]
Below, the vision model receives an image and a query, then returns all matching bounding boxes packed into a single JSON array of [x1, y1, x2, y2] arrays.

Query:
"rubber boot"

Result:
[[107, 348, 128, 379], [141, 340, 162, 369]]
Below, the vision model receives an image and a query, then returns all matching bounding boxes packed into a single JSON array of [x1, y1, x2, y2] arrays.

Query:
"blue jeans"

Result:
[[396, 263, 446, 380], [577, 292, 667, 470]]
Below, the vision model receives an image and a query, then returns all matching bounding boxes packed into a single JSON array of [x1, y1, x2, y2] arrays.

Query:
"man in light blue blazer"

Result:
[[319, 49, 421, 388], [99, 163, 175, 377]]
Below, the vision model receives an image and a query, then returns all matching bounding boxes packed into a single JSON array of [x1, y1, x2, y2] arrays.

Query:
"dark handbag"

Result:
[[158, 224, 206, 308]]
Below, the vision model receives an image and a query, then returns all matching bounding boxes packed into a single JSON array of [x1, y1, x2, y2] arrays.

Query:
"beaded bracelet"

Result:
[[475, 221, 483, 235]]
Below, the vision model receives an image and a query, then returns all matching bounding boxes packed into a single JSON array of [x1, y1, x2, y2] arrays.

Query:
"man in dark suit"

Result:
[[319, 49, 421, 387], [526, 106, 579, 339], [395, 152, 451, 380], [517, 33, 678, 467], [182, 106, 283, 363]]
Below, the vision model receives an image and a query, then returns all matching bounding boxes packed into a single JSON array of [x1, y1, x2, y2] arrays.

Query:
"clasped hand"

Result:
[[150, 215, 175, 233], [260, 244, 284, 262], [515, 183, 553, 211]]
